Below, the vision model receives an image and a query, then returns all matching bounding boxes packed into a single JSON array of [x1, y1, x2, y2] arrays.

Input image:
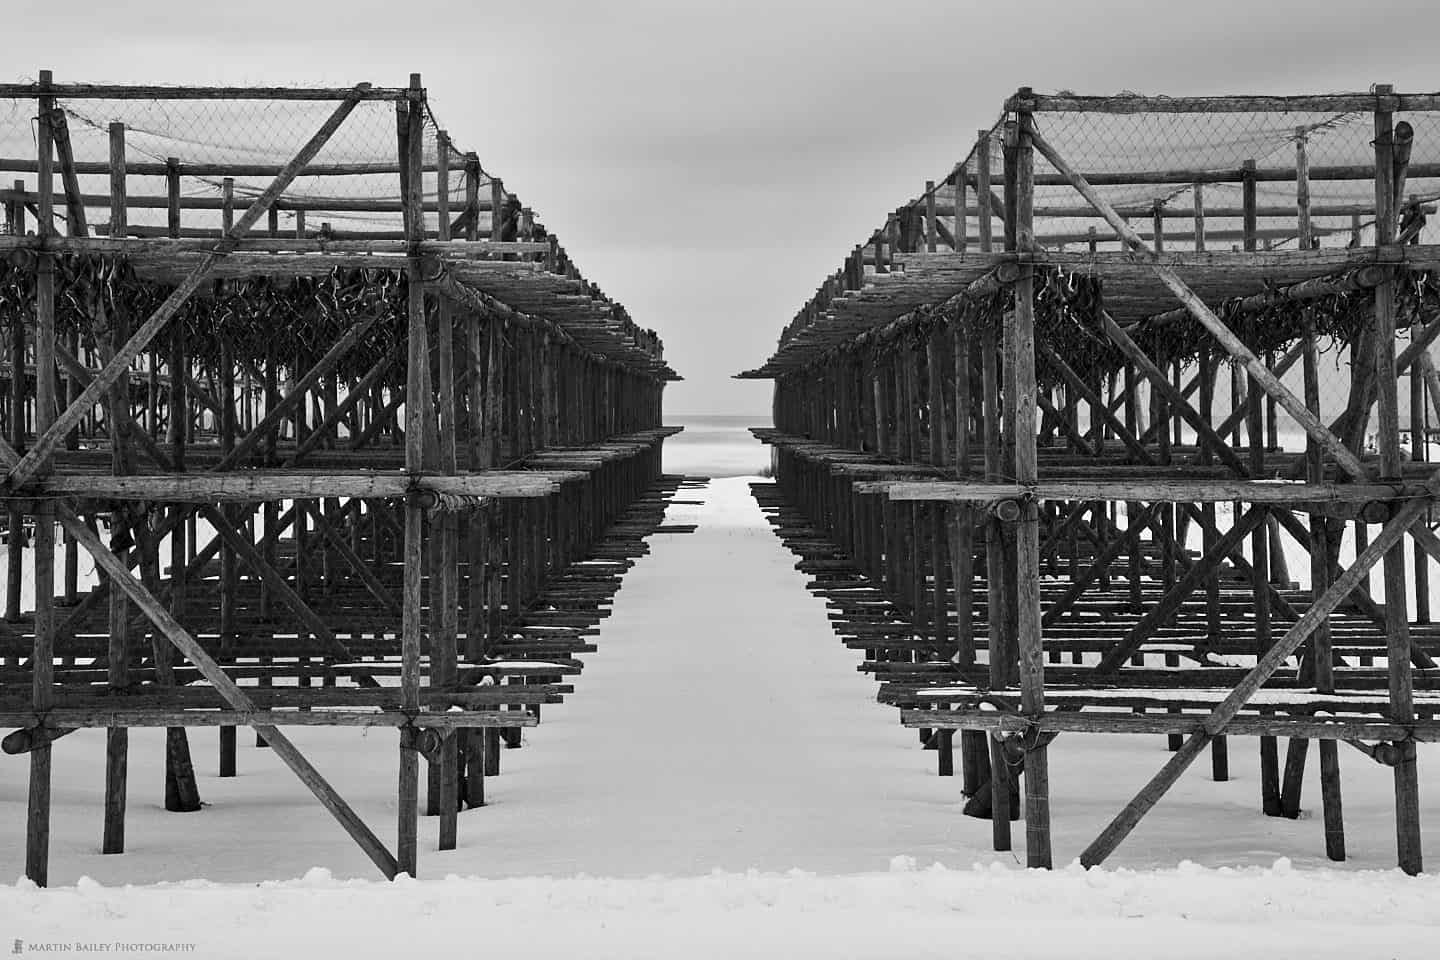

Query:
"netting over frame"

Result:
[[0, 90, 491, 235], [933, 93, 1440, 254]]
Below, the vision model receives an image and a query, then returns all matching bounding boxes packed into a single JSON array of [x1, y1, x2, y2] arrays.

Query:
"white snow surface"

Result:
[[3, 466, 1439, 955], [5, 861, 1438, 959]]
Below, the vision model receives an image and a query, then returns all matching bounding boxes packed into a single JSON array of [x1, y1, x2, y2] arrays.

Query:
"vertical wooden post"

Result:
[[218, 175, 238, 778], [433, 129, 460, 851], [1303, 312, 1345, 859], [27, 74, 57, 886], [102, 120, 130, 852], [1191, 182, 1227, 772], [6, 179, 25, 625], [1249, 383, 1279, 815], [1011, 100, 1050, 868], [1236, 154, 1279, 813], [397, 74, 426, 879], [954, 162, 969, 255], [461, 153, 488, 807], [160, 162, 201, 814], [976, 124, 1014, 843], [924, 179, 937, 253], [1374, 86, 1422, 875], [1280, 130, 1317, 817]]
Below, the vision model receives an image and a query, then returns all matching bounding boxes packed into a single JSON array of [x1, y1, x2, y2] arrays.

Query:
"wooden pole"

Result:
[[160, 152, 202, 814], [396, 74, 426, 878], [1373, 88, 1422, 875], [102, 120, 130, 851], [26, 72, 56, 885], [1011, 101, 1050, 868], [5, 179, 24, 625], [434, 129, 460, 851], [1303, 313, 1345, 858]]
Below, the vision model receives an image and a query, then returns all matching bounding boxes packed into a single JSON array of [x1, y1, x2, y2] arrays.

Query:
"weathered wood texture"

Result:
[[744, 84, 1439, 875]]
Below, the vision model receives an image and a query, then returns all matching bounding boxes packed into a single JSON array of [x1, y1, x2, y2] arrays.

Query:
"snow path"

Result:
[[461, 475, 974, 877]]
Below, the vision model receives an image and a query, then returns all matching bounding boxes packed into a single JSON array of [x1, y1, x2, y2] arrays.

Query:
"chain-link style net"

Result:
[[0, 93, 488, 237], [925, 105, 1439, 256]]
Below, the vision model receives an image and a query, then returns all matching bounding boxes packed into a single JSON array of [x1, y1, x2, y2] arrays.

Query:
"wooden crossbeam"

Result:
[[213, 312, 383, 472], [1211, 344, 1303, 444], [1101, 313, 1251, 476], [53, 341, 173, 471], [284, 351, 396, 465], [1037, 340, 1152, 464], [1168, 504, 1302, 622], [1041, 506, 1160, 628], [349, 390, 406, 452], [1036, 389, 1092, 453], [304, 499, 401, 616], [196, 504, 353, 659], [1094, 505, 1269, 672], [1078, 496, 1428, 867], [883, 478, 1405, 504], [4, 87, 370, 492]]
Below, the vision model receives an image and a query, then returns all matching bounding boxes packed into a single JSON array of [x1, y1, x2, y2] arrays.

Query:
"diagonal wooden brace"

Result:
[[214, 311, 383, 471], [1037, 339, 1153, 464], [304, 499, 402, 616], [57, 500, 399, 878], [1042, 502, 1160, 628], [284, 350, 396, 465], [196, 503, 353, 660], [1079, 496, 1427, 868], [1094, 504, 1270, 673]]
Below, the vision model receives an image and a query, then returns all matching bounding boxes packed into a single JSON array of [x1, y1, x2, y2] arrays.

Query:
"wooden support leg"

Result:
[[218, 726, 236, 779], [960, 730, 986, 796], [989, 734, 1016, 845], [1373, 101, 1423, 876], [1319, 739, 1346, 860], [26, 502, 55, 886], [461, 730, 486, 808], [1280, 737, 1309, 819], [397, 503, 422, 877]]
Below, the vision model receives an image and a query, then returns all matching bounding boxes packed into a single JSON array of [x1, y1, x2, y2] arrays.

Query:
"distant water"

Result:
[[659, 422, 1404, 481], [664, 413, 773, 478]]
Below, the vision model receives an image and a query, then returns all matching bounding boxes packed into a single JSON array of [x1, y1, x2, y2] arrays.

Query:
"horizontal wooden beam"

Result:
[[1, 710, 537, 732], [1011, 91, 1439, 114], [0, 234, 550, 260], [869, 479, 1419, 504], [0, 83, 410, 101], [901, 708, 1438, 742], [28, 470, 572, 501], [0, 187, 493, 215]]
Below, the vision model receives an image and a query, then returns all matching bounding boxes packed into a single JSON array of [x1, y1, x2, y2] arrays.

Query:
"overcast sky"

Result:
[[17, 0, 1440, 414]]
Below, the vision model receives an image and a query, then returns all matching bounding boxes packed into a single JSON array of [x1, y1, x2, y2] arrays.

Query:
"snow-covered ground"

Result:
[[3, 420, 1439, 956], [6, 861, 1438, 959]]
